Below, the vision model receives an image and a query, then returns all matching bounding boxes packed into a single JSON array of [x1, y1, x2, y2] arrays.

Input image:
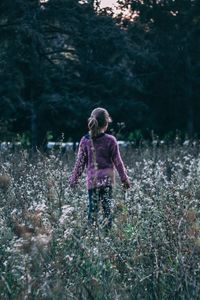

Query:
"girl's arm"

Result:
[[111, 138, 130, 187], [69, 137, 87, 188]]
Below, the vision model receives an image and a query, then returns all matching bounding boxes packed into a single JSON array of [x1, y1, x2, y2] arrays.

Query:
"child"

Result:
[[69, 107, 130, 229]]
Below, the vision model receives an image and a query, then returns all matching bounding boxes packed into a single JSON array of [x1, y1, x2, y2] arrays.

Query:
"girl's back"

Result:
[[84, 132, 115, 169], [70, 132, 129, 190], [69, 107, 130, 229]]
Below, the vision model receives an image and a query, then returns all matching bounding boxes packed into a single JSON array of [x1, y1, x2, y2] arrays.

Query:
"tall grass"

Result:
[[1, 140, 200, 299]]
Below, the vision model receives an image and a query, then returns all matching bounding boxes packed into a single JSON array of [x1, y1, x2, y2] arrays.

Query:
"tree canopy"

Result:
[[0, 0, 200, 146]]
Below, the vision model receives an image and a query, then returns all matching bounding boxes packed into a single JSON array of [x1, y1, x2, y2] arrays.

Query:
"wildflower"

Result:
[[65, 255, 73, 261], [63, 228, 73, 239], [32, 233, 51, 247], [59, 205, 75, 225], [183, 140, 190, 146]]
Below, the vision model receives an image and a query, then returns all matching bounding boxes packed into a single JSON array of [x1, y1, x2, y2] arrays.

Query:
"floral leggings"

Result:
[[88, 186, 112, 228]]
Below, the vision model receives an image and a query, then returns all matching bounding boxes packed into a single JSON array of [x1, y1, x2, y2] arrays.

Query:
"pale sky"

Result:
[[100, 0, 117, 8], [41, 0, 118, 8]]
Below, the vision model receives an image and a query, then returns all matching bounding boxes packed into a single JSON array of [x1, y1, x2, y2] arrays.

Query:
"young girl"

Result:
[[69, 107, 130, 229]]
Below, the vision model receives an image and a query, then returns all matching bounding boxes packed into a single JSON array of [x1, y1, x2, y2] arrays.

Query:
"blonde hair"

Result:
[[88, 107, 112, 138]]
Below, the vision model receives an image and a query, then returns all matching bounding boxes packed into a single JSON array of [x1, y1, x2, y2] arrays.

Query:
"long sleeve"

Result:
[[111, 138, 129, 183], [69, 137, 87, 187]]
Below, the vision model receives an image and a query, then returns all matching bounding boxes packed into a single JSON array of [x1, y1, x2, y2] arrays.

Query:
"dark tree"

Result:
[[1, 0, 200, 144], [119, 0, 200, 137]]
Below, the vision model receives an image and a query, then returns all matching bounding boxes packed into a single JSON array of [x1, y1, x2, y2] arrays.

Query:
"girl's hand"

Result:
[[122, 180, 131, 190]]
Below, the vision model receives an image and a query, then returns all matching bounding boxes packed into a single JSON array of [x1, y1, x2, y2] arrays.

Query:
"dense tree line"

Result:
[[0, 0, 200, 147]]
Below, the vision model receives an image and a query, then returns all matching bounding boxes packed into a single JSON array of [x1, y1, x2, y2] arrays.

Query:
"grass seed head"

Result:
[[0, 174, 11, 190]]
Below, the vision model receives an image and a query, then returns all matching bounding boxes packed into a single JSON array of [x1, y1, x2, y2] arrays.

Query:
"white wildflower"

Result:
[[59, 205, 75, 225], [63, 228, 73, 239]]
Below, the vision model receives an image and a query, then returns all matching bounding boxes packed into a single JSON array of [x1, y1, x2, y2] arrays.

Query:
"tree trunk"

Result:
[[185, 52, 194, 137], [31, 104, 38, 151], [187, 105, 194, 137]]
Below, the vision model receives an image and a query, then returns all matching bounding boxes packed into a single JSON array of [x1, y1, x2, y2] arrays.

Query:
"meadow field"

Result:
[[1, 140, 200, 300]]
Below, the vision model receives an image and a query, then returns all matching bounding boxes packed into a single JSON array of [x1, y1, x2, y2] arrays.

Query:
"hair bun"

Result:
[[88, 107, 111, 138]]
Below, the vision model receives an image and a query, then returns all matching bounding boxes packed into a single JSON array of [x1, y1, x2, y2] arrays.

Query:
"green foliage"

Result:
[[128, 129, 143, 141], [16, 132, 31, 147]]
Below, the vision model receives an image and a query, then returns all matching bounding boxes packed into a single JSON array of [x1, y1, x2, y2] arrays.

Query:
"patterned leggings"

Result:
[[88, 186, 112, 228]]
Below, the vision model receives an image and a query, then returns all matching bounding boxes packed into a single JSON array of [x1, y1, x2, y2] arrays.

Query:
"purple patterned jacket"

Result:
[[69, 133, 129, 190]]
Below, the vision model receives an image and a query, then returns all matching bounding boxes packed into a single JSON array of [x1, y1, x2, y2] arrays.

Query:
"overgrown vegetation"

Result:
[[1, 141, 200, 299]]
